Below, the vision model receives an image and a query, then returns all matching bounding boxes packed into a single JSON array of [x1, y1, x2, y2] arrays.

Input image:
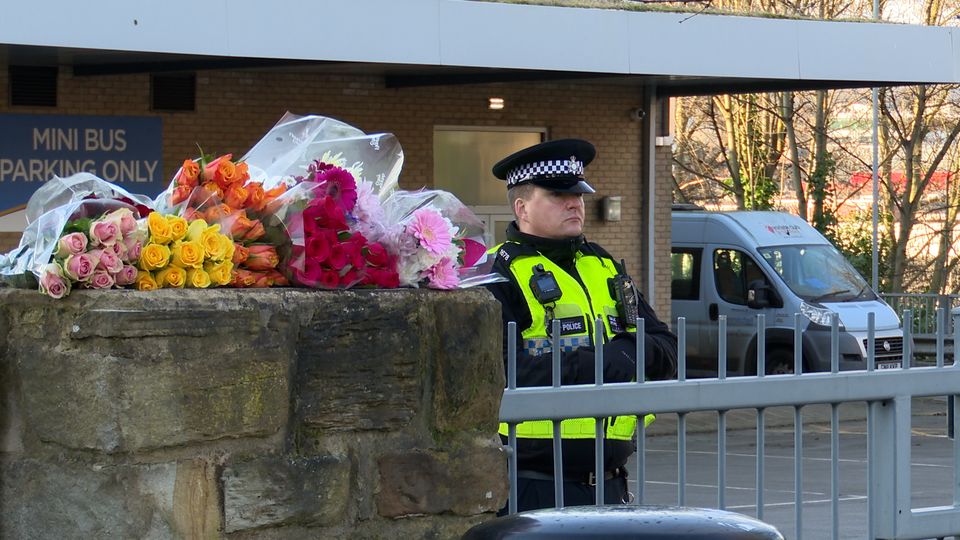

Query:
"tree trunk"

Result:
[[716, 95, 746, 208], [782, 92, 806, 220], [810, 90, 829, 231]]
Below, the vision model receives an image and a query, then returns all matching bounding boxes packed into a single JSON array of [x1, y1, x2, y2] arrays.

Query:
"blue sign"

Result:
[[0, 114, 163, 214]]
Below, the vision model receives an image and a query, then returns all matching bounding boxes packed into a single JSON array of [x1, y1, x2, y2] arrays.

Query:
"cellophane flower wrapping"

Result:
[[0, 173, 155, 295], [242, 113, 502, 289], [241, 112, 403, 195], [236, 113, 408, 288], [378, 189, 497, 289]]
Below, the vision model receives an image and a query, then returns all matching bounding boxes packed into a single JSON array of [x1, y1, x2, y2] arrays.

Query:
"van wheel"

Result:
[[766, 348, 794, 375]]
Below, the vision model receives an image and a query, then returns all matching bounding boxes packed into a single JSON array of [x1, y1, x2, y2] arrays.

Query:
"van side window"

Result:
[[714, 249, 767, 305], [671, 248, 700, 300]]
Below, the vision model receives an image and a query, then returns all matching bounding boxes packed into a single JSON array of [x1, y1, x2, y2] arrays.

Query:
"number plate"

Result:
[[876, 361, 901, 370]]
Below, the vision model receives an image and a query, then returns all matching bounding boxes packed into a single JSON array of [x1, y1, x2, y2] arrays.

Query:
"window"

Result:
[[151, 73, 196, 111], [758, 244, 872, 302], [713, 249, 766, 305], [433, 127, 544, 246], [670, 248, 700, 300], [10, 66, 58, 107]]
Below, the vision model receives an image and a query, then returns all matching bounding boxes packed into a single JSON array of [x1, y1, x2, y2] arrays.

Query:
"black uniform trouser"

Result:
[[497, 469, 630, 515]]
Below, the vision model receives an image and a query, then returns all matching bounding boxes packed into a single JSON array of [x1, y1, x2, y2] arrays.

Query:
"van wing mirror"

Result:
[[747, 279, 777, 309]]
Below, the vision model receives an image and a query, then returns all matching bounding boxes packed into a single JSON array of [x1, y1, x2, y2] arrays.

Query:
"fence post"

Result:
[[869, 396, 912, 539]]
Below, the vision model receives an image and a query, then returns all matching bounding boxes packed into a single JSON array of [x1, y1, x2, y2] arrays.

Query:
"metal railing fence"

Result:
[[499, 312, 960, 540], [881, 293, 960, 337]]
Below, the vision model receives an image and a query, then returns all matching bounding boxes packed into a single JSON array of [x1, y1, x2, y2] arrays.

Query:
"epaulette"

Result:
[[492, 241, 539, 267]]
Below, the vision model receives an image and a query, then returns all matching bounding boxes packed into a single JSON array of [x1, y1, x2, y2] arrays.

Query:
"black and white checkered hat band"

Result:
[[506, 159, 585, 186]]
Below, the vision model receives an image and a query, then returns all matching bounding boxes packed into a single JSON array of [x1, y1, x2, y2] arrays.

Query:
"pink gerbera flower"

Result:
[[408, 208, 453, 257], [425, 257, 459, 289], [317, 167, 358, 213]]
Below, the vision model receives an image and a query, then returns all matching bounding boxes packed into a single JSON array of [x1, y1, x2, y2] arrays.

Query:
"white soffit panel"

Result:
[[0, 0, 443, 63], [438, 1, 629, 72], [1, 0, 228, 54], [627, 13, 800, 78], [955, 28, 960, 81], [227, 0, 441, 63], [798, 22, 954, 82]]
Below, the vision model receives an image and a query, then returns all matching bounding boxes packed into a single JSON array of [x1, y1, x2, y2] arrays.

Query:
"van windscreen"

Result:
[[757, 245, 875, 303]]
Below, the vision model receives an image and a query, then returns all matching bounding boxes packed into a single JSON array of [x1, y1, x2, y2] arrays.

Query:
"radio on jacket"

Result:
[[609, 259, 639, 328]]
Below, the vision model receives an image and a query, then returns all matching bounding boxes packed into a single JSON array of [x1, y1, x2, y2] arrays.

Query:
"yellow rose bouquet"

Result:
[[136, 213, 234, 290]]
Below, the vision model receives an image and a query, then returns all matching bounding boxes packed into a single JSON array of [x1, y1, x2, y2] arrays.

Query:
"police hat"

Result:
[[492, 139, 596, 194]]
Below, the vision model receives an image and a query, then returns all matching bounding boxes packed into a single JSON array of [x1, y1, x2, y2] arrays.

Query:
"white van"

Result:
[[671, 208, 904, 376]]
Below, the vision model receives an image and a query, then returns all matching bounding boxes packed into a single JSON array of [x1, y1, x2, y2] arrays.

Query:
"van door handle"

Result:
[[709, 303, 718, 321]]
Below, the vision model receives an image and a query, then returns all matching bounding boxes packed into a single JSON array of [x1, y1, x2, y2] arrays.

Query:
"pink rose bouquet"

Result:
[[37, 205, 148, 298], [0, 173, 155, 291]]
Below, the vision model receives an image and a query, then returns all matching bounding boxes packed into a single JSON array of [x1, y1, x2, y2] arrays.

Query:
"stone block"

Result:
[[1, 458, 180, 539], [0, 287, 507, 538], [376, 436, 508, 518], [222, 454, 350, 533], [171, 459, 222, 539], [9, 290, 292, 452], [0, 303, 23, 455], [427, 289, 505, 434], [295, 290, 424, 432]]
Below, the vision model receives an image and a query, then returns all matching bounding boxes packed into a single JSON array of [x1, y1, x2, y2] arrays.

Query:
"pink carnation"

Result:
[[407, 208, 453, 257], [353, 179, 387, 240]]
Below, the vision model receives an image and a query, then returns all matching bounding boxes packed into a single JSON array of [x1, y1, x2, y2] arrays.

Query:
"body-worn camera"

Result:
[[609, 259, 639, 327], [530, 264, 562, 304]]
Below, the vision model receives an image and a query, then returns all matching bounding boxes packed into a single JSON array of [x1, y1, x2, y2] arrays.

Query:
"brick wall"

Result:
[[0, 67, 673, 300], [654, 144, 673, 321]]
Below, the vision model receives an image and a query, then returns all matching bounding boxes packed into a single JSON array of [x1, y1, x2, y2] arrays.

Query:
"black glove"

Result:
[[602, 333, 637, 383]]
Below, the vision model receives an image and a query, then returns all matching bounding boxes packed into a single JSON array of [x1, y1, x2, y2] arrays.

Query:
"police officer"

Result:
[[486, 138, 678, 512]]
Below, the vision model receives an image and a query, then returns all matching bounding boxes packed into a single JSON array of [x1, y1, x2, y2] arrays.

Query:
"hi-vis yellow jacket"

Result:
[[495, 241, 654, 440]]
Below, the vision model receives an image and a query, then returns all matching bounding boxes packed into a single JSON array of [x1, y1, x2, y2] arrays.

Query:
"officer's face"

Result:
[[515, 187, 585, 239]]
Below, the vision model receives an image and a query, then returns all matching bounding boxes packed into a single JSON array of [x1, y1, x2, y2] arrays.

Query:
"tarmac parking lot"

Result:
[[628, 396, 955, 539]]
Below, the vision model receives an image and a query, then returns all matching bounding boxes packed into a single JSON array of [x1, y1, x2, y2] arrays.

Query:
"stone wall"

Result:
[[0, 288, 508, 539]]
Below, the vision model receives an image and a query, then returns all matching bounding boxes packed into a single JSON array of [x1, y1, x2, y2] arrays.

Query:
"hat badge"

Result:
[[569, 155, 582, 175]]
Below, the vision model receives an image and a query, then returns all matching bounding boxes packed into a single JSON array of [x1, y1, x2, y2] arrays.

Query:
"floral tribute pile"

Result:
[[0, 113, 499, 298]]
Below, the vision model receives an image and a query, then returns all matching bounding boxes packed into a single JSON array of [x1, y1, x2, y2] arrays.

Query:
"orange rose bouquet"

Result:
[[156, 152, 288, 288]]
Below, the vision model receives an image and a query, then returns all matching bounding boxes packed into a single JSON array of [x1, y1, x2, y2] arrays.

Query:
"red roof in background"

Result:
[[850, 171, 955, 190]]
